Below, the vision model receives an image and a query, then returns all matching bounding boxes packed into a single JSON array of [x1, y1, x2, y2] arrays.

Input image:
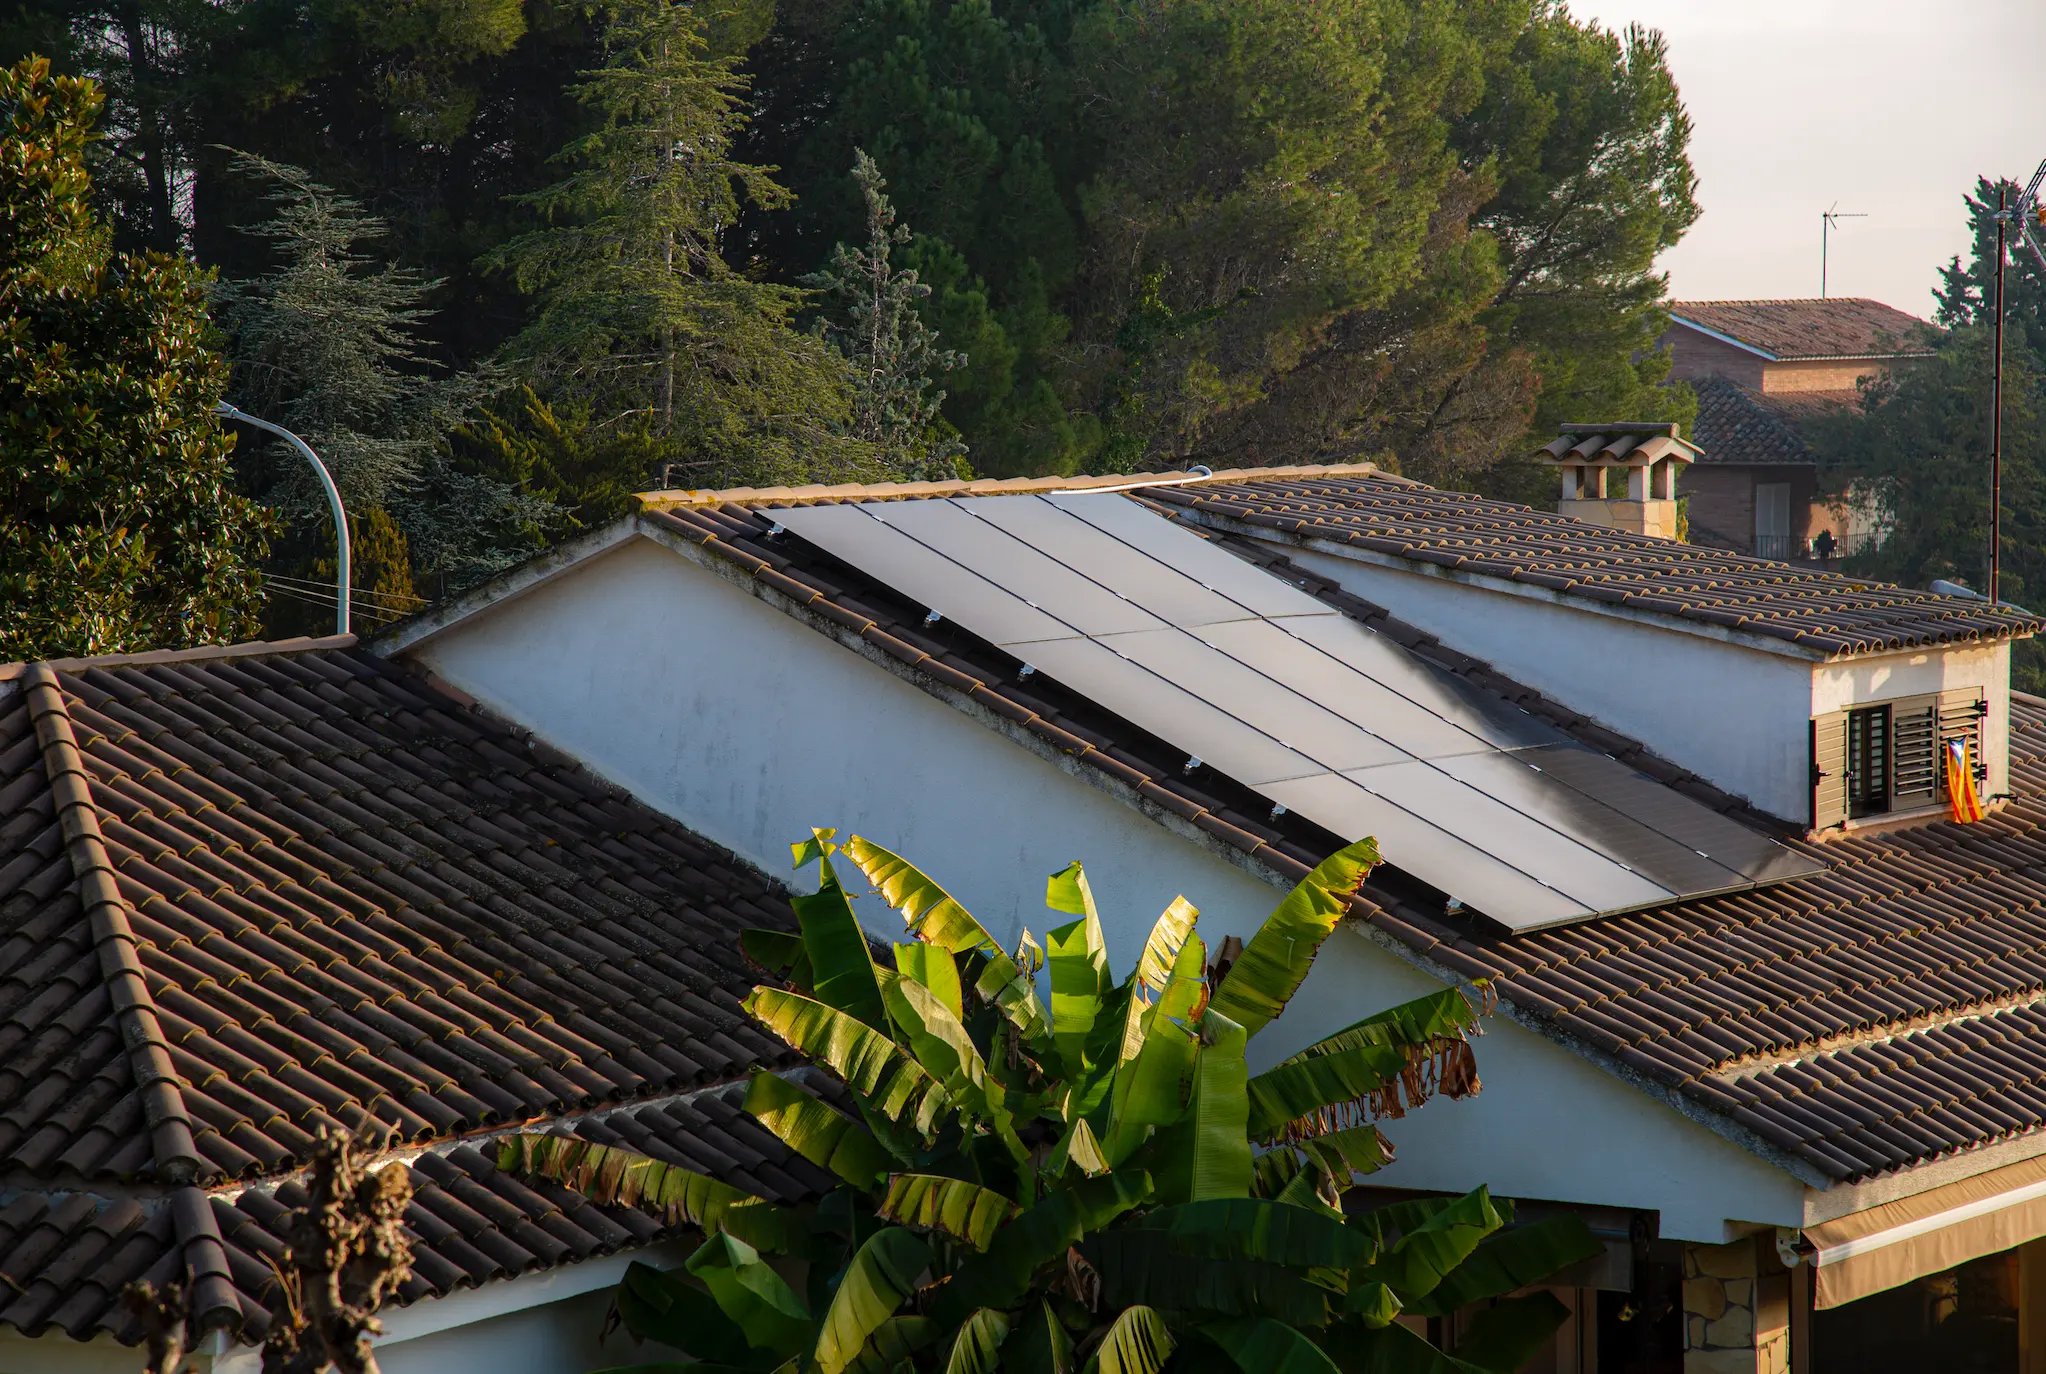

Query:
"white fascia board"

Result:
[[374, 1241, 695, 1346], [370, 516, 644, 658], [1668, 315, 1779, 360]]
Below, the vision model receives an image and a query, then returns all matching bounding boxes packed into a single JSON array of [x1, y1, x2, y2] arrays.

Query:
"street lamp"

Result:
[[213, 403, 352, 635]]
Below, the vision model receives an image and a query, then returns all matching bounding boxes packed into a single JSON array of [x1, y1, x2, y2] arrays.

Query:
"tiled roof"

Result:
[[1689, 377, 1825, 466], [631, 497, 2046, 1183], [0, 1084, 836, 1345], [0, 637, 803, 1345], [1140, 472, 2045, 655], [1670, 298, 1937, 361]]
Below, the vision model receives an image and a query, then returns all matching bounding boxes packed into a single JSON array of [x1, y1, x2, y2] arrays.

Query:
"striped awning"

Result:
[[1806, 1151, 2046, 1308]]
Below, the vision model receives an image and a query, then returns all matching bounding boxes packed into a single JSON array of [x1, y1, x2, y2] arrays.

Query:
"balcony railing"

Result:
[[1754, 533, 1796, 562]]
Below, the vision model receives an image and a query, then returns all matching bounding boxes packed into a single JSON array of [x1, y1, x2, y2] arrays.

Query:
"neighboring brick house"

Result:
[[1661, 299, 1938, 561]]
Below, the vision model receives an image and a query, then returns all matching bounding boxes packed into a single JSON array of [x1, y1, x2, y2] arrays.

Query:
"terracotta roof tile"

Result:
[[1671, 298, 1938, 360], [1139, 474, 2043, 653]]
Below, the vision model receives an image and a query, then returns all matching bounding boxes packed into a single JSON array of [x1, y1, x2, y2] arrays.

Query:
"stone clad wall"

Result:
[[1682, 1237, 1791, 1374]]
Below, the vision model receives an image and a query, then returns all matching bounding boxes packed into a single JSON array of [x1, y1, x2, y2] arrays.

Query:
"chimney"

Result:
[[1536, 422, 1701, 540]]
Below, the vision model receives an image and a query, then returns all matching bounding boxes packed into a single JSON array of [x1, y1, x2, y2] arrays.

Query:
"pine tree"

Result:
[[804, 152, 965, 481], [0, 56, 268, 661], [213, 155, 549, 598], [487, 0, 865, 490]]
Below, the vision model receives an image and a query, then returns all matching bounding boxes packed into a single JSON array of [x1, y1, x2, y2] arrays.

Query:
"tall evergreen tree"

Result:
[[0, 56, 268, 661], [214, 156, 546, 598], [487, 0, 864, 490], [804, 152, 966, 481]]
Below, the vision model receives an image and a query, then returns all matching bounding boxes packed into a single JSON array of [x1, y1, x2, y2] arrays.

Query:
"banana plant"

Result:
[[501, 830, 1601, 1374]]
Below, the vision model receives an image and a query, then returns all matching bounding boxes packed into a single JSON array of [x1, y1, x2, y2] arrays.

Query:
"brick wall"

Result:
[[1662, 327, 1768, 390], [1680, 466, 1818, 556]]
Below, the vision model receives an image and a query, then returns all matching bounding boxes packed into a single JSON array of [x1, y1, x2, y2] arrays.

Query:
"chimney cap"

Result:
[[1537, 422, 1703, 467]]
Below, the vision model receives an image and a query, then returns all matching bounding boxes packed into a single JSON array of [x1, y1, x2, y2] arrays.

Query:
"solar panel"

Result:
[[772, 494, 1823, 931]]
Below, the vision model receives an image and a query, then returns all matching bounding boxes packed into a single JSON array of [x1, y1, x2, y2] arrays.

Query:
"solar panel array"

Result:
[[773, 493, 1823, 931]]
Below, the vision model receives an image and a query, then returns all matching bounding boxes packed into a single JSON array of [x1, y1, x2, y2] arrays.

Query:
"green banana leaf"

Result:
[[496, 1135, 791, 1242], [1200, 1319, 1343, 1374], [1354, 1188, 1505, 1302], [880, 970, 1014, 1135], [1301, 1124, 1395, 1177], [1001, 1300, 1076, 1374], [1130, 1198, 1376, 1268], [1090, 1306, 1173, 1374], [1448, 1293, 1571, 1373], [877, 1173, 1021, 1250], [1134, 897, 1200, 1002], [1046, 862, 1113, 1074], [741, 928, 813, 993], [685, 1231, 813, 1358], [1270, 1161, 1345, 1220], [743, 988, 951, 1137], [1207, 837, 1380, 1037], [895, 940, 964, 1018], [1346, 1281, 1402, 1328], [1090, 1233, 1332, 1327], [1334, 1320, 1479, 1374], [1102, 934, 1206, 1165], [1320, 987, 1485, 1051], [842, 836, 1055, 1048], [1044, 1116, 1110, 1179], [793, 828, 842, 870], [815, 1228, 933, 1374], [742, 1070, 898, 1188], [1404, 1215, 1602, 1317], [1186, 1011, 1252, 1201], [792, 869, 891, 1033], [934, 1170, 1154, 1321], [1245, 1039, 1440, 1143], [612, 1261, 758, 1367], [848, 1316, 942, 1374], [943, 1309, 1011, 1374], [844, 834, 994, 954]]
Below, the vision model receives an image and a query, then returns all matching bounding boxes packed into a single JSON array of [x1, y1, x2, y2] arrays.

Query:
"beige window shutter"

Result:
[[1812, 712, 1848, 830], [1938, 688, 1988, 793], [1890, 694, 1939, 809]]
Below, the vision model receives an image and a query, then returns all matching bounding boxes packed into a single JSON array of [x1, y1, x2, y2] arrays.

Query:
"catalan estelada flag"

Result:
[[1947, 737, 1986, 823]]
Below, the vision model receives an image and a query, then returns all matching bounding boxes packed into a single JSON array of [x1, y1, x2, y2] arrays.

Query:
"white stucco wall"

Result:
[[377, 1287, 670, 1374], [1266, 543, 2017, 820], [1273, 545, 1821, 819], [1812, 643, 2011, 795], [400, 531, 1809, 1242], [0, 1331, 141, 1374]]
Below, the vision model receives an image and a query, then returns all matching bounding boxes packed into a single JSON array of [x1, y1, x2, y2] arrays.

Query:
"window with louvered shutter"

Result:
[[1812, 712, 1847, 830], [1890, 695, 1939, 809], [1937, 689, 1988, 796]]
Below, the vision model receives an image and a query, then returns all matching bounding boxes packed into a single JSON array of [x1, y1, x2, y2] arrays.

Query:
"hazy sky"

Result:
[[1580, 0, 2046, 320]]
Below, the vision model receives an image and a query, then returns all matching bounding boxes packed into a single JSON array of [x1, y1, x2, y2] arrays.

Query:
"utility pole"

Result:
[[1992, 186, 2006, 604], [1821, 204, 1867, 298]]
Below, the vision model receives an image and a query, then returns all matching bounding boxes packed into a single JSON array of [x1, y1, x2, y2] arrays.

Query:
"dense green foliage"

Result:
[[504, 830, 1600, 1373], [485, 0, 867, 490], [1813, 176, 2046, 688], [0, 57, 268, 662], [21, 0, 1696, 504]]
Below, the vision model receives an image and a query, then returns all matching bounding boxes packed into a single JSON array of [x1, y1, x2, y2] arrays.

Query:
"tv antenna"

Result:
[[1986, 159, 2046, 604], [1820, 203, 1867, 298]]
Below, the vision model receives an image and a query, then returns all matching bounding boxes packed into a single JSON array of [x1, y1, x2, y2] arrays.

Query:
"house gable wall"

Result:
[[399, 531, 1807, 1242], [1270, 545, 1820, 819]]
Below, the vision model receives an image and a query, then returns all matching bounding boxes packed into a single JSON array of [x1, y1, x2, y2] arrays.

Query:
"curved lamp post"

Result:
[[213, 403, 352, 635]]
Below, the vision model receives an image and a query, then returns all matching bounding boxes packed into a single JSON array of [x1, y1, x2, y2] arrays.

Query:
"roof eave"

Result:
[[1172, 507, 2039, 661], [1668, 314, 1781, 360]]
